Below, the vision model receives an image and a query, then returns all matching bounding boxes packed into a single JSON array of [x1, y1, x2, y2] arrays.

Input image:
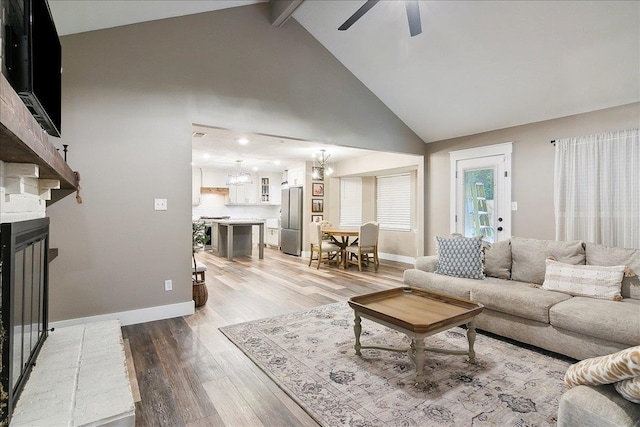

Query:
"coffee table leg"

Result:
[[413, 339, 426, 388], [467, 319, 477, 364], [354, 312, 362, 356]]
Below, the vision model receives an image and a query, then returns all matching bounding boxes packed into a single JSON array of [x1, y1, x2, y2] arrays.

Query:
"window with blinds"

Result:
[[377, 173, 411, 231], [340, 177, 362, 227]]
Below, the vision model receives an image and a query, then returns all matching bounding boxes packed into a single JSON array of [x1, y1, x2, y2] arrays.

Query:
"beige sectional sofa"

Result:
[[404, 237, 640, 360], [403, 237, 640, 426]]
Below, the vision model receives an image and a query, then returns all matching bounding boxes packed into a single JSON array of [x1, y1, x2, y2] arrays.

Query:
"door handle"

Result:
[[497, 226, 503, 232]]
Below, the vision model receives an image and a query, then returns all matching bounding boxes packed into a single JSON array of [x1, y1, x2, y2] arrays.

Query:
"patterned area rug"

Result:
[[219, 302, 572, 426]]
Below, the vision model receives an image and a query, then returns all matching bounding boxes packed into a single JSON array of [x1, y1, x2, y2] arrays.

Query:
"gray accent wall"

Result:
[[46, 4, 426, 322], [425, 102, 640, 254]]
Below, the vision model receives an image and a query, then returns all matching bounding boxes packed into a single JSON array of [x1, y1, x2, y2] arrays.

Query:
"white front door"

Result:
[[450, 143, 512, 242]]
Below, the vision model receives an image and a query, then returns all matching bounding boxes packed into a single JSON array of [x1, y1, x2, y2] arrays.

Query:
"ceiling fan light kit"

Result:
[[338, 0, 422, 37]]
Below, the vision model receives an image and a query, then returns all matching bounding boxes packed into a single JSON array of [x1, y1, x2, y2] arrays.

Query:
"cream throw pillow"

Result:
[[614, 376, 640, 404], [565, 346, 640, 388], [542, 259, 624, 300]]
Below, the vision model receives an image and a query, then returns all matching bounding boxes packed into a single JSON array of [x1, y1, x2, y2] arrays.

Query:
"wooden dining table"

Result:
[[322, 227, 359, 268]]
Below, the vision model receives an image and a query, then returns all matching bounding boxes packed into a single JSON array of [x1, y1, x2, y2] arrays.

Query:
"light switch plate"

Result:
[[154, 198, 167, 211], [511, 201, 518, 211]]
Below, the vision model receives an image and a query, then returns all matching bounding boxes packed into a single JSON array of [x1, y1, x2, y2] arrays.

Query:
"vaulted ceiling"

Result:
[[49, 0, 639, 148]]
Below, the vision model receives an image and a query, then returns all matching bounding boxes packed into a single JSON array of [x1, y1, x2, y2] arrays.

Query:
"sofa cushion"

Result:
[[402, 269, 473, 300], [550, 297, 640, 346], [614, 376, 640, 404], [557, 384, 640, 427], [414, 255, 438, 273], [484, 240, 512, 279], [565, 346, 640, 388], [586, 243, 640, 300], [470, 280, 572, 323], [511, 237, 585, 285], [434, 236, 484, 279], [542, 259, 624, 301]]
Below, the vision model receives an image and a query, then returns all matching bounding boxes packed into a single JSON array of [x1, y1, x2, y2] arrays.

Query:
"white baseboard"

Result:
[[378, 252, 415, 265], [49, 300, 195, 329]]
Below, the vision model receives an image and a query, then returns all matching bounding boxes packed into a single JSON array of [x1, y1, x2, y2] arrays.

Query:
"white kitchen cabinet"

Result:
[[192, 168, 202, 206], [260, 177, 270, 203], [258, 173, 282, 205], [287, 166, 305, 187], [227, 175, 257, 204], [266, 227, 279, 247]]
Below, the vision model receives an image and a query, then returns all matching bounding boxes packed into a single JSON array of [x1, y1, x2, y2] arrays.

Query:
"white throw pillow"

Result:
[[542, 259, 624, 301]]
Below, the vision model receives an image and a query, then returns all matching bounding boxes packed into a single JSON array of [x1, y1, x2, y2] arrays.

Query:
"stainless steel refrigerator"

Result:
[[280, 186, 303, 256]]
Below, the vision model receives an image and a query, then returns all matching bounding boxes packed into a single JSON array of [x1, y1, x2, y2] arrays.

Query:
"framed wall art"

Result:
[[312, 167, 324, 181], [312, 199, 323, 213], [312, 182, 324, 196], [312, 215, 323, 223]]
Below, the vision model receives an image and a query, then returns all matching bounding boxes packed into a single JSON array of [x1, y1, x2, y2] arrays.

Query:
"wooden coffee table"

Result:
[[348, 287, 484, 388]]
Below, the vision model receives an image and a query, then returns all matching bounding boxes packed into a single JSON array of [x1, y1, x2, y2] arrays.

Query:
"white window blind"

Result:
[[377, 173, 411, 231], [340, 177, 362, 227]]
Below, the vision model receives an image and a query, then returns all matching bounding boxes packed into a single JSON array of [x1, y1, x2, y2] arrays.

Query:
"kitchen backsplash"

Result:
[[192, 192, 280, 220]]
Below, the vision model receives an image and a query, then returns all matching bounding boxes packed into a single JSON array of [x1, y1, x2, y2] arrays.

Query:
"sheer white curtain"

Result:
[[554, 128, 639, 249]]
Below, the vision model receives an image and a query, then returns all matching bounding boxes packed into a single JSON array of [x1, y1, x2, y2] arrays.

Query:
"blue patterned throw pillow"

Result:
[[435, 236, 485, 279]]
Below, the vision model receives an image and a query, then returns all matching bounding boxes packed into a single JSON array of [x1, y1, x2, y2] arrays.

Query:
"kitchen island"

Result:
[[211, 218, 266, 261]]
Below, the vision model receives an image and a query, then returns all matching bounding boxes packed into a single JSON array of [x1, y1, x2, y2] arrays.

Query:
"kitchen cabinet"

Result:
[[266, 227, 279, 247], [260, 177, 270, 203], [228, 178, 257, 204], [287, 166, 305, 187], [259, 173, 282, 205], [266, 218, 280, 247], [192, 168, 202, 206]]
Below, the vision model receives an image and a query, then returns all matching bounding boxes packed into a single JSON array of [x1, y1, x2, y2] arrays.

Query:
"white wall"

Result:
[[46, 4, 426, 322], [326, 152, 425, 259], [425, 102, 640, 254]]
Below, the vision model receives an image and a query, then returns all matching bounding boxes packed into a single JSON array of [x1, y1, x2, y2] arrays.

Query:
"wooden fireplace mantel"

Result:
[[0, 73, 79, 204]]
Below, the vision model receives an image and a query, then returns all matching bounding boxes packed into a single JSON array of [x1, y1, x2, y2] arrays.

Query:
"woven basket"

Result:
[[193, 281, 208, 307]]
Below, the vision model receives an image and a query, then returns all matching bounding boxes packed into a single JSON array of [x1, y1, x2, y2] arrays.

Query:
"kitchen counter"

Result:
[[210, 219, 266, 261]]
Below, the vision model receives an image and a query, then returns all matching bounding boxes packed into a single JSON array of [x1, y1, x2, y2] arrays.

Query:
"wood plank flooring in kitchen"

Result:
[[122, 247, 412, 427]]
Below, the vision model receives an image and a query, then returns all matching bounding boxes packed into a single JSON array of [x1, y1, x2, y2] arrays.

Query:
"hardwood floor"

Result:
[[123, 247, 412, 426]]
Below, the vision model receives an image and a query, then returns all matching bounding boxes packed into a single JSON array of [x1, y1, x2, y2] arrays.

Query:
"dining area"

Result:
[[308, 221, 380, 272]]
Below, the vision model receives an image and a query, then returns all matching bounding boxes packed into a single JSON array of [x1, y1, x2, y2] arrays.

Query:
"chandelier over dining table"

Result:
[[312, 149, 333, 180]]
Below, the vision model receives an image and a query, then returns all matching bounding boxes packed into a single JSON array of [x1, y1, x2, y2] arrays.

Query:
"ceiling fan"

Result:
[[338, 0, 422, 37]]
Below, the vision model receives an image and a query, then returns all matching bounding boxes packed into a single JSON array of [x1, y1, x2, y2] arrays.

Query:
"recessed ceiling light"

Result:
[[274, 160, 281, 165], [203, 153, 211, 159], [252, 166, 258, 171], [237, 138, 250, 145]]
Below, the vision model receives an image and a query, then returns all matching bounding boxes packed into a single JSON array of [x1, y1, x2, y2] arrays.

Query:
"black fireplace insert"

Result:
[[0, 217, 50, 425]]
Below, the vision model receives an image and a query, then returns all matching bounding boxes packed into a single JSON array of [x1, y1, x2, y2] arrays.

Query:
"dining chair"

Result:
[[345, 221, 379, 271], [320, 220, 333, 242], [308, 222, 342, 269]]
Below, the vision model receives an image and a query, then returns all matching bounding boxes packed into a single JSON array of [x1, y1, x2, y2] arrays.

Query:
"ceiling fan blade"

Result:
[[405, 1, 422, 37], [338, 0, 380, 31]]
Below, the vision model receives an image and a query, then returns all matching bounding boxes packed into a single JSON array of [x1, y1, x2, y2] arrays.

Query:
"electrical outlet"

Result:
[[154, 198, 168, 211], [164, 280, 172, 291]]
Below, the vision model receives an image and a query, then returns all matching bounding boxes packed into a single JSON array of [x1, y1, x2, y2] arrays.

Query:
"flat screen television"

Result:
[[2, 0, 62, 137]]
